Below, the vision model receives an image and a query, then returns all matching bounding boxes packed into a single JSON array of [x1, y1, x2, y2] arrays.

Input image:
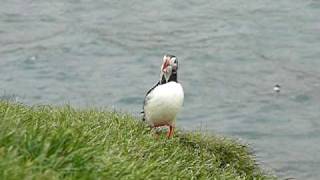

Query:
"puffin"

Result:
[[142, 54, 184, 138]]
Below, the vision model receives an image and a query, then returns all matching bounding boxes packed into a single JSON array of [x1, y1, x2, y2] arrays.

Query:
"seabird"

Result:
[[273, 84, 281, 93], [142, 54, 184, 138]]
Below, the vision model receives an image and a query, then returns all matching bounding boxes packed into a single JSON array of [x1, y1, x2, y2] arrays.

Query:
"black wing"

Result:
[[141, 81, 160, 121]]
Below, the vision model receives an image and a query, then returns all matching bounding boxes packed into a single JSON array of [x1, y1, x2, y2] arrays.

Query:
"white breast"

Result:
[[144, 82, 184, 127]]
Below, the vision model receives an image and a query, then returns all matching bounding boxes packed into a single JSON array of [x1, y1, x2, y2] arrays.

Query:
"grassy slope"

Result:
[[0, 102, 274, 179]]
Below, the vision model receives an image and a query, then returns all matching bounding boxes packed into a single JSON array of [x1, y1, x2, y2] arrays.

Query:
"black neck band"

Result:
[[160, 71, 178, 84]]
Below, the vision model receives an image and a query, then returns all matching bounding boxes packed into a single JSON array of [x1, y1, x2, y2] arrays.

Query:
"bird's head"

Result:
[[160, 54, 178, 83]]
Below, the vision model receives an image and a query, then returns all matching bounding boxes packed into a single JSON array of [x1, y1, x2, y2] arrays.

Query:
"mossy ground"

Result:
[[0, 102, 274, 179]]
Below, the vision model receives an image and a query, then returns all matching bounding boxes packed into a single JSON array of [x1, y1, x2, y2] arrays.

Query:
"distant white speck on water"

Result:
[[29, 56, 37, 61], [273, 84, 280, 93]]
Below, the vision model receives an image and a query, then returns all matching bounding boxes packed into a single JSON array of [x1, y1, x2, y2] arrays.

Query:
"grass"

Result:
[[0, 101, 274, 179]]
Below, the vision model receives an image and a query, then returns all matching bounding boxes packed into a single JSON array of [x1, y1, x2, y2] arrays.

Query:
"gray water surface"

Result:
[[1, 0, 320, 179]]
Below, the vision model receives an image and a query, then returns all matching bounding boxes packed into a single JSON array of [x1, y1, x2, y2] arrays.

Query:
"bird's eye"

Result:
[[174, 60, 178, 66], [171, 57, 177, 63]]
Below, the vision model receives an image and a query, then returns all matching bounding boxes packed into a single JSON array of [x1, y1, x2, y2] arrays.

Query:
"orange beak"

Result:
[[162, 59, 170, 72]]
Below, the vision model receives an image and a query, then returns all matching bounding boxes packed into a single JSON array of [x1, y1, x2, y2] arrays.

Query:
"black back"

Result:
[[141, 81, 160, 121]]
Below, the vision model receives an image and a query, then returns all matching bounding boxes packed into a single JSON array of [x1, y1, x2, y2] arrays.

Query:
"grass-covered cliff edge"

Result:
[[0, 102, 274, 179]]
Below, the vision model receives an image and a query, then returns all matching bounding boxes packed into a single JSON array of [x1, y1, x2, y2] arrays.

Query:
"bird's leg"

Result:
[[167, 125, 174, 138], [152, 124, 174, 138], [152, 125, 163, 138]]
